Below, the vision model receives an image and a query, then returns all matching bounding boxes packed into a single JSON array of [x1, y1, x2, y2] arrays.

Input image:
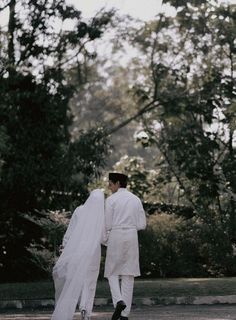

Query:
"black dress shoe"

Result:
[[120, 317, 128, 320], [111, 300, 126, 320]]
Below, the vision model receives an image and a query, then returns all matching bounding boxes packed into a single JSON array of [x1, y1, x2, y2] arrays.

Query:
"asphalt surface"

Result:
[[0, 305, 236, 320]]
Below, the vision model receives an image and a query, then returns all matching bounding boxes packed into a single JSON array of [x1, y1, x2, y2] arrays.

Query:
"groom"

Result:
[[104, 172, 146, 320]]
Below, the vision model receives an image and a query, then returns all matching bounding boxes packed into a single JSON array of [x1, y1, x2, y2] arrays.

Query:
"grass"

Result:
[[133, 277, 236, 297], [0, 277, 236, 300]]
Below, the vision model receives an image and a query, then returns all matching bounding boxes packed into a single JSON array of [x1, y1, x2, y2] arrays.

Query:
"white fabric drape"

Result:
[[51, 189, 105, 320]]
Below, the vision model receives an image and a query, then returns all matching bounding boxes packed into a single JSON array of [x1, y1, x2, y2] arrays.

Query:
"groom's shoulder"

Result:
[[106, 190, 127, 202], [122, 189, 142, 203], [127, 190, 142, 201], [106, 189, 140, 201]]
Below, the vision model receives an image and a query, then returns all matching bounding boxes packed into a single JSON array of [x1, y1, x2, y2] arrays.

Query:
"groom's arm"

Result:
[[102, 197, 113, 244], [105, 197, 113, 231], [136, 199, 147, 231]]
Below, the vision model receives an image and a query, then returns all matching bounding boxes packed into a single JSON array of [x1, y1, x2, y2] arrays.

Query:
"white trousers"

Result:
[[79, 267, 99, 316], [108, 275, 134, 317]]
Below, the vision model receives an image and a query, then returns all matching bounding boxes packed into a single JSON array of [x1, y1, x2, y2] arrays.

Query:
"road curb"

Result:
[[1, 295, 236, 310]]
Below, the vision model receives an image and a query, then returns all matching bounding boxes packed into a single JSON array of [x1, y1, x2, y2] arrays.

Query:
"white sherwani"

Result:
[[104, 188, 146, 278]]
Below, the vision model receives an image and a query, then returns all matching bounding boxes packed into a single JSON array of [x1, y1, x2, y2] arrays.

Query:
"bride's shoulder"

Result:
[[74, 205, 84, 215]]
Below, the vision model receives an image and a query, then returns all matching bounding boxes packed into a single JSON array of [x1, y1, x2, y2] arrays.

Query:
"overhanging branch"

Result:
[[0, 1, 11, 12], [106, 99, 160, 136]]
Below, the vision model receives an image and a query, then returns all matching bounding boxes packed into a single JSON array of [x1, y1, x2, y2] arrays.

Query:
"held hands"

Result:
[[101, 230, 110, 246], [59, 244, 64, 254]]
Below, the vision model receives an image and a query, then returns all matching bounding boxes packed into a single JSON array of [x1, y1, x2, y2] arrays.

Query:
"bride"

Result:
[[51, 189, 105, 320]]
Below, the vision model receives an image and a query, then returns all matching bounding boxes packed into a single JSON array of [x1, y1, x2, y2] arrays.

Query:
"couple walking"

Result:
[[51, 172, 146, 320]]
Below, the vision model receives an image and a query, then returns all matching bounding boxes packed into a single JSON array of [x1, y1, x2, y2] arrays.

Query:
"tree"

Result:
[[0, 0, 112, 281], [89, 1, 236, 275], [68, 44, 158, 167], [123, 0, 236, 273]]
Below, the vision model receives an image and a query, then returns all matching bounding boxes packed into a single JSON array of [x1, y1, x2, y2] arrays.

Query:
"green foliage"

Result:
[[113, 155, 152, 199], [139, 213, 236, 277], [73, 1, 236, 278], [66, 127, 111, 206], [127, 1, 236, 235], [107, 155, 185, 206], [0, 210, 50, 282], [68, 55, 143, 166], [0, 73, 71, 212], [25, 209, 69, 279], [111, 1, 236, 277], [0, 207, 71, 282], [140, 214, 202, 277], [0, 0, 113, 281]]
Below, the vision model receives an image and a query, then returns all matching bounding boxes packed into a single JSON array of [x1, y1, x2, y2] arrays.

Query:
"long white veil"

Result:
[[51, 189, 105, 320]]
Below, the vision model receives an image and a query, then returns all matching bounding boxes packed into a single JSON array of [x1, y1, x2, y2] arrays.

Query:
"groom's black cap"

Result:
[[109, 172, 128, 185]]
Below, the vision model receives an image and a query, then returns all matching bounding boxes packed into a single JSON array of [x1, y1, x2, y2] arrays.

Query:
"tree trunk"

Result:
[[8, 0, 16, 76], [228, 131, 236, 240]]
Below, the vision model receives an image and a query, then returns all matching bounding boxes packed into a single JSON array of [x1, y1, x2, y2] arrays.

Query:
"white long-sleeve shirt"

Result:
[[105, 188, 146, 232], [104, 188, 146, 278]]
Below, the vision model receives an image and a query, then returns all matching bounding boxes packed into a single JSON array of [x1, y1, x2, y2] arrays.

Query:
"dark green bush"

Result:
[[139, 213, 236, 278]]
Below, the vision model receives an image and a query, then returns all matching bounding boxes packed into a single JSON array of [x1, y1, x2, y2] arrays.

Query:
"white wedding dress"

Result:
[[51, 189, 105, 320]]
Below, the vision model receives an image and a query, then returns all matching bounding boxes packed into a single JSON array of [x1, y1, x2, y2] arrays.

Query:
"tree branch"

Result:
[[7, 0, 16, 75], [106, 99, 160, 136], [0, 1, 11, 12], [150, 14, 164, 100], [59, 39, 91, 68], [147, 126, 199, 213]]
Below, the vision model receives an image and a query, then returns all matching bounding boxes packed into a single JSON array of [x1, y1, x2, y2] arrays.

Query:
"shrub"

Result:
[[139, 213, 236, 278]]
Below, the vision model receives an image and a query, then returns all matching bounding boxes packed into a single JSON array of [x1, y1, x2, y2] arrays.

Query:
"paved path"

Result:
[[0, 305, 236, 320]]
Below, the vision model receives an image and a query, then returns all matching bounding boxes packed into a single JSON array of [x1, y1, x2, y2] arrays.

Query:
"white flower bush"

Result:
[[134, 130, 150, 147]]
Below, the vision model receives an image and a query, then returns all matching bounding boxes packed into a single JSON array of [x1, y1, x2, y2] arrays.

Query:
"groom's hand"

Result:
[[59, 244, 64, 253]]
